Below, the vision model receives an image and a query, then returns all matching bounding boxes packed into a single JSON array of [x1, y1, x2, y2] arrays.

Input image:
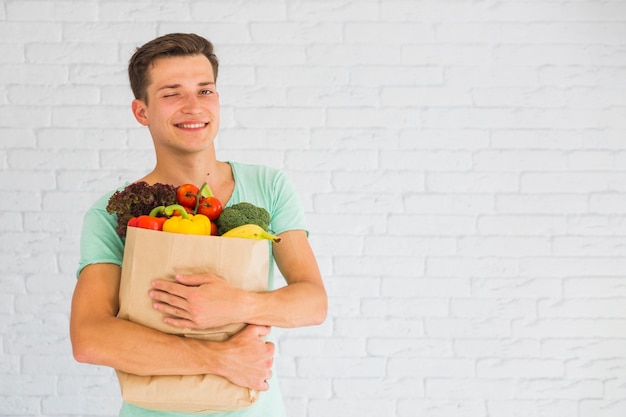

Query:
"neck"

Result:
[[141, 147, 225, 188]]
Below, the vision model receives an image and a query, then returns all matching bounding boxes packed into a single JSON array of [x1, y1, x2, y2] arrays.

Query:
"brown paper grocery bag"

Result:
[[115, 226, 270, 413]]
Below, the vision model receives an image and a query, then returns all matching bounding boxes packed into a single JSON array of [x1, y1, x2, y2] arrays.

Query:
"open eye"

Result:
[[200, 89, 215, 95]]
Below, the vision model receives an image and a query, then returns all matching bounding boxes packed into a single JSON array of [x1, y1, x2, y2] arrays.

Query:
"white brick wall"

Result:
[[1, 0, 626, 416]]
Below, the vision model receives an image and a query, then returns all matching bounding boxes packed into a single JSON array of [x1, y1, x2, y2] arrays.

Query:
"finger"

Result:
[[261, 379, 270, 391], [162, 316, 198, 329], [151, 280, 190, 300], [250, 325, 271, 338], [149, 289, 188, 310], [152, 301, 190, 320]]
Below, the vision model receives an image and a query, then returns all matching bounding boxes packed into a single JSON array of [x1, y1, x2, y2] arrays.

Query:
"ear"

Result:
[[131, 99, 149, 126]]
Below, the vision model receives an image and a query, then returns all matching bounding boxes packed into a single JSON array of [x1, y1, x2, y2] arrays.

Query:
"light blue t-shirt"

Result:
[[77, 162, 307, 417]]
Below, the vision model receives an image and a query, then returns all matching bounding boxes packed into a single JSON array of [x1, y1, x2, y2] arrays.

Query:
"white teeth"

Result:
[[178, 123, 205, 129]]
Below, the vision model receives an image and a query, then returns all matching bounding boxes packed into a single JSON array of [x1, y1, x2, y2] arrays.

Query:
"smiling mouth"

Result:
[[176, 123, 207, 129]]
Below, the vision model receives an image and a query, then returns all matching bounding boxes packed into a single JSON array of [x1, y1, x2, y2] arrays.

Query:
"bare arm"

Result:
[[150, 229, 327, 329], [244, 229, 327, 327], [69, 263, 274, 390]]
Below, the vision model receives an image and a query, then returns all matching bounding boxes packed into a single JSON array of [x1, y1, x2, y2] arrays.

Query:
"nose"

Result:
[[181, 94, 202, 114]]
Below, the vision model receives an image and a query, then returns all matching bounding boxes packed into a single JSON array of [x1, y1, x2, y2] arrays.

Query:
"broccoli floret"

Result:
[[106, 182, 177, 238], [216, 202, 271, 235]]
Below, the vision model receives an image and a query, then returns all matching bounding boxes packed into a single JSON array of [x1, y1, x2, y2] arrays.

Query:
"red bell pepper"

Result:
[[127, 206, 169, 231]]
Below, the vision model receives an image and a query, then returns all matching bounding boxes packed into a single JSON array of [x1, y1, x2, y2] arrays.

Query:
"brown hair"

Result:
[[128, 33, 219, 102]]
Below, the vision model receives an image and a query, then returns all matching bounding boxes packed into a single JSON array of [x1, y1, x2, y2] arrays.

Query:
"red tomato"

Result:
[[176, 184, 200, 208], [210, 221, 218, 236], [197, 196, 223, 220]]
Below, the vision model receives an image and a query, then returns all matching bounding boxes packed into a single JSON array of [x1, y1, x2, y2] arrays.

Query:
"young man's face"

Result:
[[132, 54, 220, 155]]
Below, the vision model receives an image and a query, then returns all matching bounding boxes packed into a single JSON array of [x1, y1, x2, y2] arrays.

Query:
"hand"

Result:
[[150, 273, 246, 329], [215, 325, 275, 391]]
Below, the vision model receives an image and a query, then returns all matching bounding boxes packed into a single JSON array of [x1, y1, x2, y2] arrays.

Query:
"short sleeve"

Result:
[[77, 192, 125, 277], [268, 170, 307, 236]]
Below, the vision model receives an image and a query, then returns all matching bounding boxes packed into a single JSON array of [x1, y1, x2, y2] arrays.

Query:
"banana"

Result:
[[221, 224, 282, 243]]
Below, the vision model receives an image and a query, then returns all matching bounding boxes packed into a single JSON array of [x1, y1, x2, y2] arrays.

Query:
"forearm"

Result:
[[71, 314, 273, 390], [241, 280, 327, 328], [71, 314, 217, 376]]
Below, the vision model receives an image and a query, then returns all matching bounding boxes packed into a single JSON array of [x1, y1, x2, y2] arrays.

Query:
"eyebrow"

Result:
[[157, 81, 216, 91]]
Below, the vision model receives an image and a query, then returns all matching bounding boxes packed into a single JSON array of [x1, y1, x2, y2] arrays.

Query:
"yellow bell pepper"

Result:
[[158, 204, 213, 236]]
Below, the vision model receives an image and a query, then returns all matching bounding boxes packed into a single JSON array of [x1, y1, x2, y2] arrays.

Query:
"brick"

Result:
[[478, 215, 567, 236], [389, 357, 475, 378], [496, 193, 587, 214], [425, 318, 511, 338], [252, 22, 342, 44], [455, 339, 541, 358], [334, 377, 424, 399], [335, 317, 423, 338], [426, 378, 517, 399], [367, 338, 454, 358], [327, 107, 420, 128], [278, 377, 331, 399], [365, 236, 456, 256], [310, 234, 362, 256], [280, 338, 365, 358], [336, 255, 423, 278], [521, 172, 626, 193], [63, 22, 156, 43], [236, 107, 324, 128], [472, 278, 562, 298], [382, 278, 471, 298], [8, 85, 100, 106], [580, 399, 626, 417], [564, 278, 626, 298], [288, 1, 378, 21], [427, 257, 518, 278], [285, 149, 378, 171], [543, 339, 626, 360], [362, 297, 449, 318], [427, 172, 519, 193], [192, 1, 285, 21], [520, 257, 626, 277], [451, 298, 536, 319], [538, 298, 626, 318], [457, 236, 551, 257], [0, 22, 62, 42], [100, 1, 189, 21], [487, 399, 578, 417], [515, 379, 603, 400], [476, 358, 564, 378], [351, 66, 443, 87], [405, 194, 495, 215], [513, 318, 626, 338], [7, 1, 97, 21], [309, 398, 395, 417], [52, 105, 135, 128], [311, 128, 399, 150], [383, 86, 473, 107], [297, 357, 386, 378], [566, 358, 626, 379], [380, 150, 473, 170], [399, 399, 486, 417], [26, 42, 119, 65], [313, 191, 404, 215], [9, 149, 97, 170]]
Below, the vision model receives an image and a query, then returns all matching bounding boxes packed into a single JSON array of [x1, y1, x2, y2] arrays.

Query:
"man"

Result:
[[70, 33, 327, 417]]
